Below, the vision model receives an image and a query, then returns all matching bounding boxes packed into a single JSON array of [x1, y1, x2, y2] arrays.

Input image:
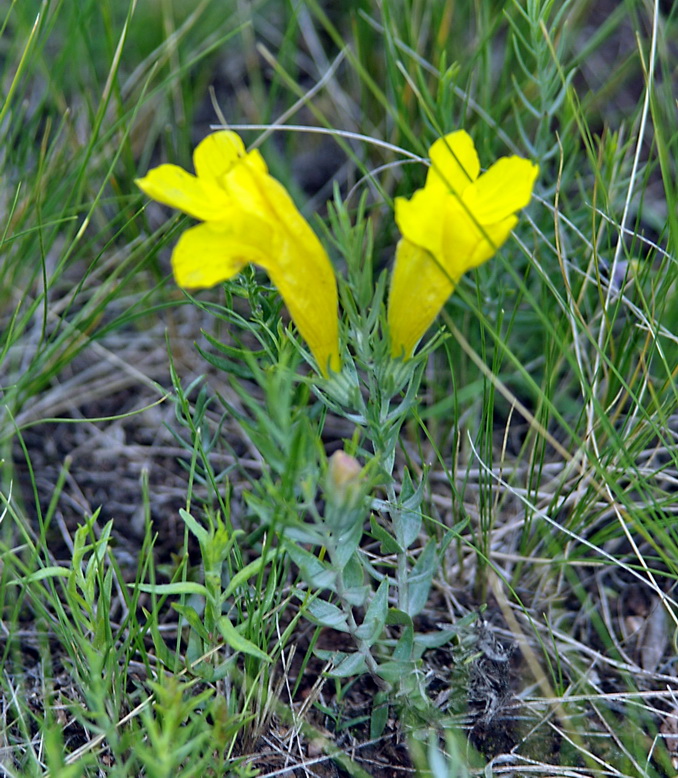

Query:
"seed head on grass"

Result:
[[136, 130, 341, 377]]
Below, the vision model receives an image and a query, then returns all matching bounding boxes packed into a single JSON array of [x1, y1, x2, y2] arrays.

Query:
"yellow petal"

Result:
[[461, 214, 518, 270], [223, 158, 276, 220], [426, 130, 480, 197], [226, 159, 319, 253], [394, 189, 444, 258], [439, 199, 518, 275], [222, 161, 341, 374], [171, 219, 273, 288], [193, 131, 247, 181], [261, 171, 326, 256], [388, 239, 455, 358], [267, 235, 341, 376], [439, 198, 484, 265], [172, 203, 340, 375], [241, 147, 268, 174], [136, 164, 231, 221], [193, 131, 269, 183], [463, 156, 539, 223]]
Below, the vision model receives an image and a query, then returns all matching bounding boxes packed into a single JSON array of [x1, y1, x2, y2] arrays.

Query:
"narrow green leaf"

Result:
[[135, 582, 209, 597], [314, 648, 347, 663], [173, 603, 210, 643], [223, 548, 275, 600], [413, 628, 459, 650], [178, 508, 209, 544], [217, 616, 271, 662], [370, 691, 390, 740], [14, 566, 72, 584], [385, 608, 413, 627], [143, 607, 176, 669]]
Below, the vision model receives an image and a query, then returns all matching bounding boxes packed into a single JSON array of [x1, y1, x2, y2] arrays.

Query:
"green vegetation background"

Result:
[[0, 1, 676, 776]]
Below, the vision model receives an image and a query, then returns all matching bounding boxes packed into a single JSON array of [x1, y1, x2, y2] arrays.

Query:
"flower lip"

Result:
[[426, 129, 481, 196], [193, 130, 249, 181]]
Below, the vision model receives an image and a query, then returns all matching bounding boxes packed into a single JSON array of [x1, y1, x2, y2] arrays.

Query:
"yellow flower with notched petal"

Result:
[[135, 131, 341, 376], [388, 130, 539, 358]]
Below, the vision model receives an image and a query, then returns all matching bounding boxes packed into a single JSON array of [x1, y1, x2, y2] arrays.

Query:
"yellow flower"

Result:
[[136, 131, 341, 376], [388, 130, 539, 358]]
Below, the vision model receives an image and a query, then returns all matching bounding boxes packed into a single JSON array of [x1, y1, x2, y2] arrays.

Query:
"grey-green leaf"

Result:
[[330, 651, 367, 677], [407, 539, 436, 616], [305, 598, 349, 632], [354, 579, 388, 646]]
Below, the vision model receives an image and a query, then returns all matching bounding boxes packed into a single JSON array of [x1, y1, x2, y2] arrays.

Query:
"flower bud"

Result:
[[324, 450, 367, 537], [327, 450, 363, 505]]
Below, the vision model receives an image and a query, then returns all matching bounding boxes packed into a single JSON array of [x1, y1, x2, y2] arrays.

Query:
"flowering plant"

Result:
[[134, 127, 540, 728], [136, 131, 341, 376], [388, 130, 539, 358]]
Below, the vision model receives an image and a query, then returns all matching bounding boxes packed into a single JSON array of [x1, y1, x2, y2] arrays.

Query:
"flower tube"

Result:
[[136, 131, 341, 376], [388, 130, 538, 358]]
